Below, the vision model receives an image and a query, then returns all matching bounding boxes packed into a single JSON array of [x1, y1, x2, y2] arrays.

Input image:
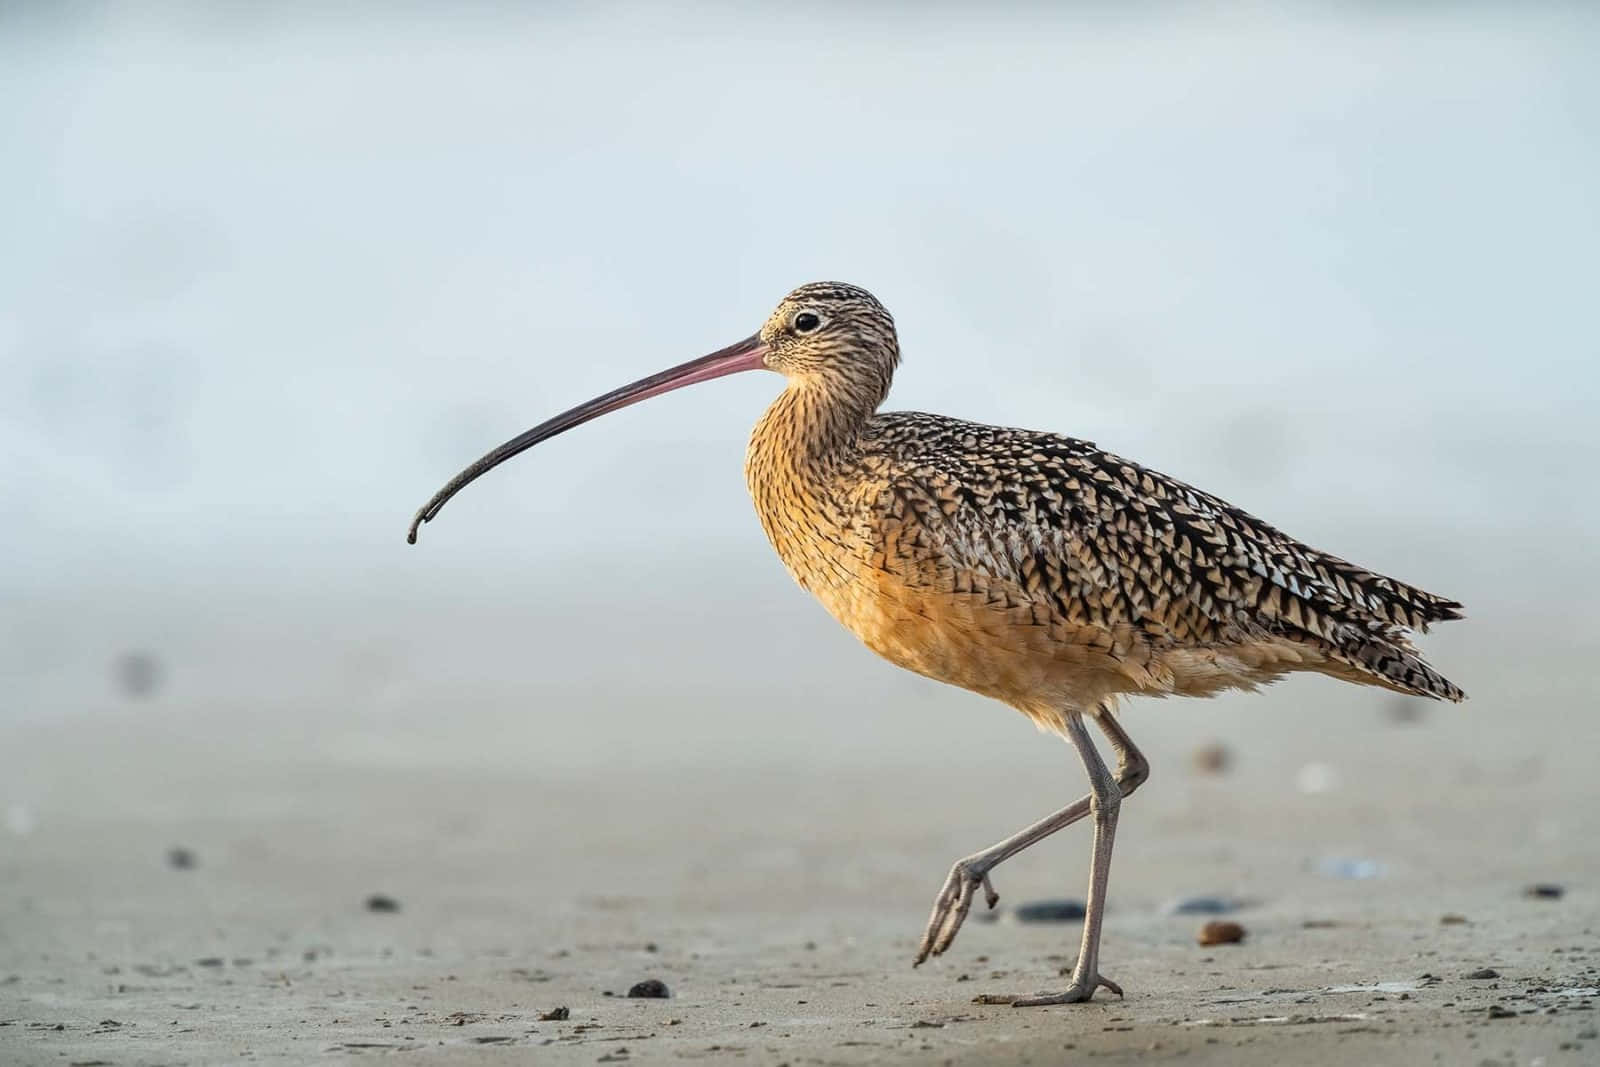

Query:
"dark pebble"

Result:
[[1191, 742, 1231, 774], [1525, 884, 1565, 900], [1439, 914, 1470, 925], [113, 651, 163, 700], [1167, 895, 1239, 916], [1197, 920, 1246, 946], [1013, 899, 1087, 923], [1383, 698, 1427, 725], [195, 957, 224, 968], [627, 979, 670, 998], [166, 848, 197, 871], [537, 1007, 569, 1021], [1487, 1004, 1517, 1019], [365, 894, 400, 913], [1465, 968, 1500, 980]]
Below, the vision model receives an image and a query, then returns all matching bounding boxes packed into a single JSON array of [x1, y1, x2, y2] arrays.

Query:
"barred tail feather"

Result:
[[1334, 633, 1466, 702]]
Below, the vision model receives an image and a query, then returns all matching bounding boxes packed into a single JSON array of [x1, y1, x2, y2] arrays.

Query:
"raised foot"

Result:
[[912, 859, 1000, 966], [1011, 974, 1124, 1007]]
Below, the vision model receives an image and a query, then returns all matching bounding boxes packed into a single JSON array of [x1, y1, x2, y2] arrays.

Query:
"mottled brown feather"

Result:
[[743, 284, 1463, 734]]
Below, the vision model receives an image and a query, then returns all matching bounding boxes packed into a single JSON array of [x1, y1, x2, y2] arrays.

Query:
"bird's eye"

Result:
[[793, 312, 822, 334]]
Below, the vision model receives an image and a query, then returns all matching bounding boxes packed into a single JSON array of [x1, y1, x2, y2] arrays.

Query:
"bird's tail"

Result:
[[1327, 622, 1466, 702]]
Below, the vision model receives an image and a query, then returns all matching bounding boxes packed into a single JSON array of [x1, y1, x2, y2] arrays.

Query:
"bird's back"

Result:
[[815, 411, 1466, 719]]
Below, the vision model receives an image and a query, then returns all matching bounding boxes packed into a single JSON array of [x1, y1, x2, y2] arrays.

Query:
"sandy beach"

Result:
[[4, 640, 1596, 1066]]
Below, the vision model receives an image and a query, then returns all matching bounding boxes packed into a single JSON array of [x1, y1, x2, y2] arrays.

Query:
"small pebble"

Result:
[[1166, 896, 1240, 916], [1197, 921, 1246, 946], [365, 894, 400, 913], [195, 957, 224, 968], [1524, 884, 1565, 900], [166, 848, 197, 871], [1013, 899, 1087, 923], [1191, 742, 1230, 774], [1440, 914, 1470, 925], [1384, 698, 1427, 725], [1486, 1004, 1516, 1019], [113, 651, 164, 700], [1465, 968, 1500, 980], [627, 979, 670, 998], [537, 1007, 569, 1021]]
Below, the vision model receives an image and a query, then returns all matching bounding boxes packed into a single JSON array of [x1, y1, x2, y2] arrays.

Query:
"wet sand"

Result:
[[2, 695, 1596, 1067]]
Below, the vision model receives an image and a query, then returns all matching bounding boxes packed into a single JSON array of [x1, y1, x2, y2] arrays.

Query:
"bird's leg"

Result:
[[914, 709, 1148, 966], [1012, 711, 1124, 1006], [914, 795, 1090, 965]]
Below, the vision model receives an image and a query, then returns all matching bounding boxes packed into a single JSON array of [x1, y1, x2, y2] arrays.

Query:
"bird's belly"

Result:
[[807, 561, 1136, 724]]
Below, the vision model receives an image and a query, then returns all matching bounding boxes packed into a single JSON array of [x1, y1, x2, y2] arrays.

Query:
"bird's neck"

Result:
[[744, 375, 882, 583], [747, 374, 880, 475]]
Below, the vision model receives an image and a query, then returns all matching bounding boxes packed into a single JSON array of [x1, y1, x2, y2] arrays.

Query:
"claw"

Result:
[[1010, 974, 1123, 1007], [913, 860, 997, 967]]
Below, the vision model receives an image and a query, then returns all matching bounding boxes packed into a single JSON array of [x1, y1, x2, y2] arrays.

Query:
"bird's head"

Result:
[[406, 281, 896, 544], [759, 281, 899, 388]]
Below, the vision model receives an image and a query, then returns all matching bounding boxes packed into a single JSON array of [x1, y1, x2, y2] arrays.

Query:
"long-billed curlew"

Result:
[[408, 282, 1465, 1005]]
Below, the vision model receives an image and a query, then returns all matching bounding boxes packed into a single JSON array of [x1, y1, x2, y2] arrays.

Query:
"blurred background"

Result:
[[3, 2, 1597, 812]]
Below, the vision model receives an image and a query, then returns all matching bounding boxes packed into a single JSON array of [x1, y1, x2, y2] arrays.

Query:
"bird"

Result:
[[407, 281, 1465, 1006]]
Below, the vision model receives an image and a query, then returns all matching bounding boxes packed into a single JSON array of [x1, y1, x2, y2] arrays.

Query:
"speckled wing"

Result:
[[862, 412, 1465, 702]]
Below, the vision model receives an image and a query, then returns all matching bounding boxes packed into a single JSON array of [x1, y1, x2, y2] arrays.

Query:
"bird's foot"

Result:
[[1010, 974, 1123, 1007], [912, 858, 1000, 965]]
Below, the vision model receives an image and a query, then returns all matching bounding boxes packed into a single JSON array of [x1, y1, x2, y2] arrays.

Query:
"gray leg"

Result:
[[1011, 710, 1123, 1006], [913, 709, 1147, 966]]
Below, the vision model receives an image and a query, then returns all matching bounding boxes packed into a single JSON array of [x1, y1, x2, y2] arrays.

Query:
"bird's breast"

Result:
[[742, 444, 1099, 710]]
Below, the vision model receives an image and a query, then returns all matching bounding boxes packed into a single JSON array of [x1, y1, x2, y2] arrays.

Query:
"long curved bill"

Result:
[[407, 332, 768, 543]]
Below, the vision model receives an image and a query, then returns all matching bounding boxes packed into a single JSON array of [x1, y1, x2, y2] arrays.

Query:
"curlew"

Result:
[[408, 282, 1464, 1005]]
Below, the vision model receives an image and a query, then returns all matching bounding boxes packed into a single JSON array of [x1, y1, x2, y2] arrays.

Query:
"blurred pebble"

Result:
[[627, 979, 669, 998], [113, 652, 164, 700], [1524, 884, 1565, 900], [167, 847, 197, 870], [1197, 921, 1246, 946], [1465, 967, 1499, 980], [1294, 762, 1341, 794], [537, 1007, 569, 1021], [1383, 697, 1427, 725], [1012, 899, 1087, 923], [1440, 913, 1470, 925], [1317, 857, 1384, 880], [1191, 742, 1231, 774], [1165, 896, 1241, 916], [364, 894, 400, 913]]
